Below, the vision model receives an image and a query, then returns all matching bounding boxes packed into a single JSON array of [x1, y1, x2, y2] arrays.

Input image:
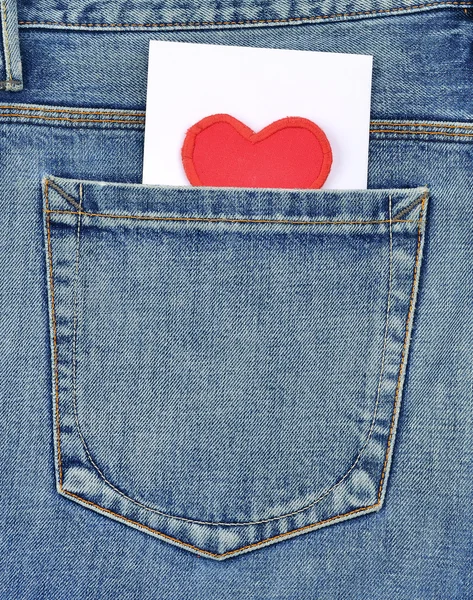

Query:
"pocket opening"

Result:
[[44, 176, 428, 559]]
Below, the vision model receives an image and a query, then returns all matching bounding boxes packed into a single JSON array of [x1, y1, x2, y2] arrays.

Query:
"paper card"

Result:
[[143, 41, 373, 189]]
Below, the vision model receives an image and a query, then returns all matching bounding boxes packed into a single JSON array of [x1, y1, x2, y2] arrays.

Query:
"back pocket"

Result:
[[43, 176, 428, 559]]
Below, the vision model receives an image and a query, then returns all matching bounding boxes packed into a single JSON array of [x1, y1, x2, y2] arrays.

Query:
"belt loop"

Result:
[[0, 0, 23, 91]]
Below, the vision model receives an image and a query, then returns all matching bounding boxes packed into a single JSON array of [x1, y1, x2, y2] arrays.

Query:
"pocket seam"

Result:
[[68, 190, 395, 526], [45, 179, 427, 557], [377, 193, 426, 501], [44, 177, 423, 226], [44, 207, 417, 226], [61, 488, 378, 559]]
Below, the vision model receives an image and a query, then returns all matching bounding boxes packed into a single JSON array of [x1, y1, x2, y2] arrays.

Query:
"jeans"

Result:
[[1, 0, 472, 598]]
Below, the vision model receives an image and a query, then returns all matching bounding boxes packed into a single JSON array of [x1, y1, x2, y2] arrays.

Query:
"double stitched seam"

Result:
[[311, 195, 394, 504], [46, 181, 424, 554], [371, 129, 473, 138], [17, 1, 473, 28], [377, 194, 426, 501], [390, 191, 427, 220], [44, 179, 424, 226], [0, 105, 145, 118], [222, 193, 426, 556], [44, 208, 415, 226], [64, 186, 402, 528], [71, 184, 93, 483], [0, 0, 11, 82], [1, 109, 470, 138], [45, 179, 64, 486], [61, 490, 376, 559], [0, 113, 144, 125], [8, 116, 473, 136], [373, 121, 473, 130]]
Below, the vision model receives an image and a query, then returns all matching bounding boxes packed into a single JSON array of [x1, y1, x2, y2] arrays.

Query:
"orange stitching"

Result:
[[377, 194, 426, 502], [374, 121, 473, 130], [63, 488, 379, 558], [217, 505, 378, 556], [9, 108, 460, 126], [390, 190, 428, 220], [44, 208, 416, 226], [46, 182, 425, 556], [16, 1, 473, 28], [46, 186, 383, 543], [0, 104, 145, 117], [45, 179, 63, 486], [46, 178, 424, 225], [0, 109, 470, 138], [0, 106, 466, 129], [62, 490, 218, 558], [371, 128, 473, 138], [64, 194, 393, 527], [0, 113, 144, 124]]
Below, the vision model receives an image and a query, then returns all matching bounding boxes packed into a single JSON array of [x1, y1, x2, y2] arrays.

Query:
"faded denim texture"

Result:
[[44, 177, 427, 558], [1, 0, 473, 597]]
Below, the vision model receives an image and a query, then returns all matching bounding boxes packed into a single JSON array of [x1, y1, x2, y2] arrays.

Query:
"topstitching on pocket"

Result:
[[43, 176, 428, 559]]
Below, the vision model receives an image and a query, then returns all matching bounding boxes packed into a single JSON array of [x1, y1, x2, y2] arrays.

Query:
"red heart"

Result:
[[181, 114, 332, 189]]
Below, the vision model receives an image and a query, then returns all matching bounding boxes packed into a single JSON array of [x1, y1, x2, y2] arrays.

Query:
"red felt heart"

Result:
[[181, 114, 332, 189]]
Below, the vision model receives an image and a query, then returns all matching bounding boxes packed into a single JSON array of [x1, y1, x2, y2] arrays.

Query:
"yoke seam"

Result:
[[371, 128, 473, 138], [17, 1, 473, 29], [2, 113, 472, 139], [374, 121, 473, 130], [0, 105, 145, 117], [0, 106, 470, 131], [0, 113, 144, 125]]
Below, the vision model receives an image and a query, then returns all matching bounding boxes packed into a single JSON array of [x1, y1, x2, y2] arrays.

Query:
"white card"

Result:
[[143, 41, 373, 189]]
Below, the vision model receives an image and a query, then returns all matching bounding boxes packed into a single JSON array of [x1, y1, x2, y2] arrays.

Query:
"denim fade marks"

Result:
[[0, 0, 22, 90], [43, 176, 428, 559], [16, 0, 473, 31]]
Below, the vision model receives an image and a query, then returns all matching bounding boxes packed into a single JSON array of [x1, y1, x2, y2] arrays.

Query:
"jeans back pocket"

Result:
[[43, 176, 428, 559]]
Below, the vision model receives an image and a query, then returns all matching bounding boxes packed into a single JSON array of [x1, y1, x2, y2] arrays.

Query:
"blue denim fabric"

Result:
[[44, 176, 427, 558], [1, 0, 473, 597], [0, 0, 22, 90]]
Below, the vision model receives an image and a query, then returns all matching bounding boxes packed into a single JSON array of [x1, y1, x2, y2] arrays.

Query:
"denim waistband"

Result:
[[14, 0, 473, 30], [2, 0, 472, 96]]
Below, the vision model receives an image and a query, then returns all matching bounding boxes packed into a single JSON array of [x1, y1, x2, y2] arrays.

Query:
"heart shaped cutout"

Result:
[[181, 114, 332, 189]]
